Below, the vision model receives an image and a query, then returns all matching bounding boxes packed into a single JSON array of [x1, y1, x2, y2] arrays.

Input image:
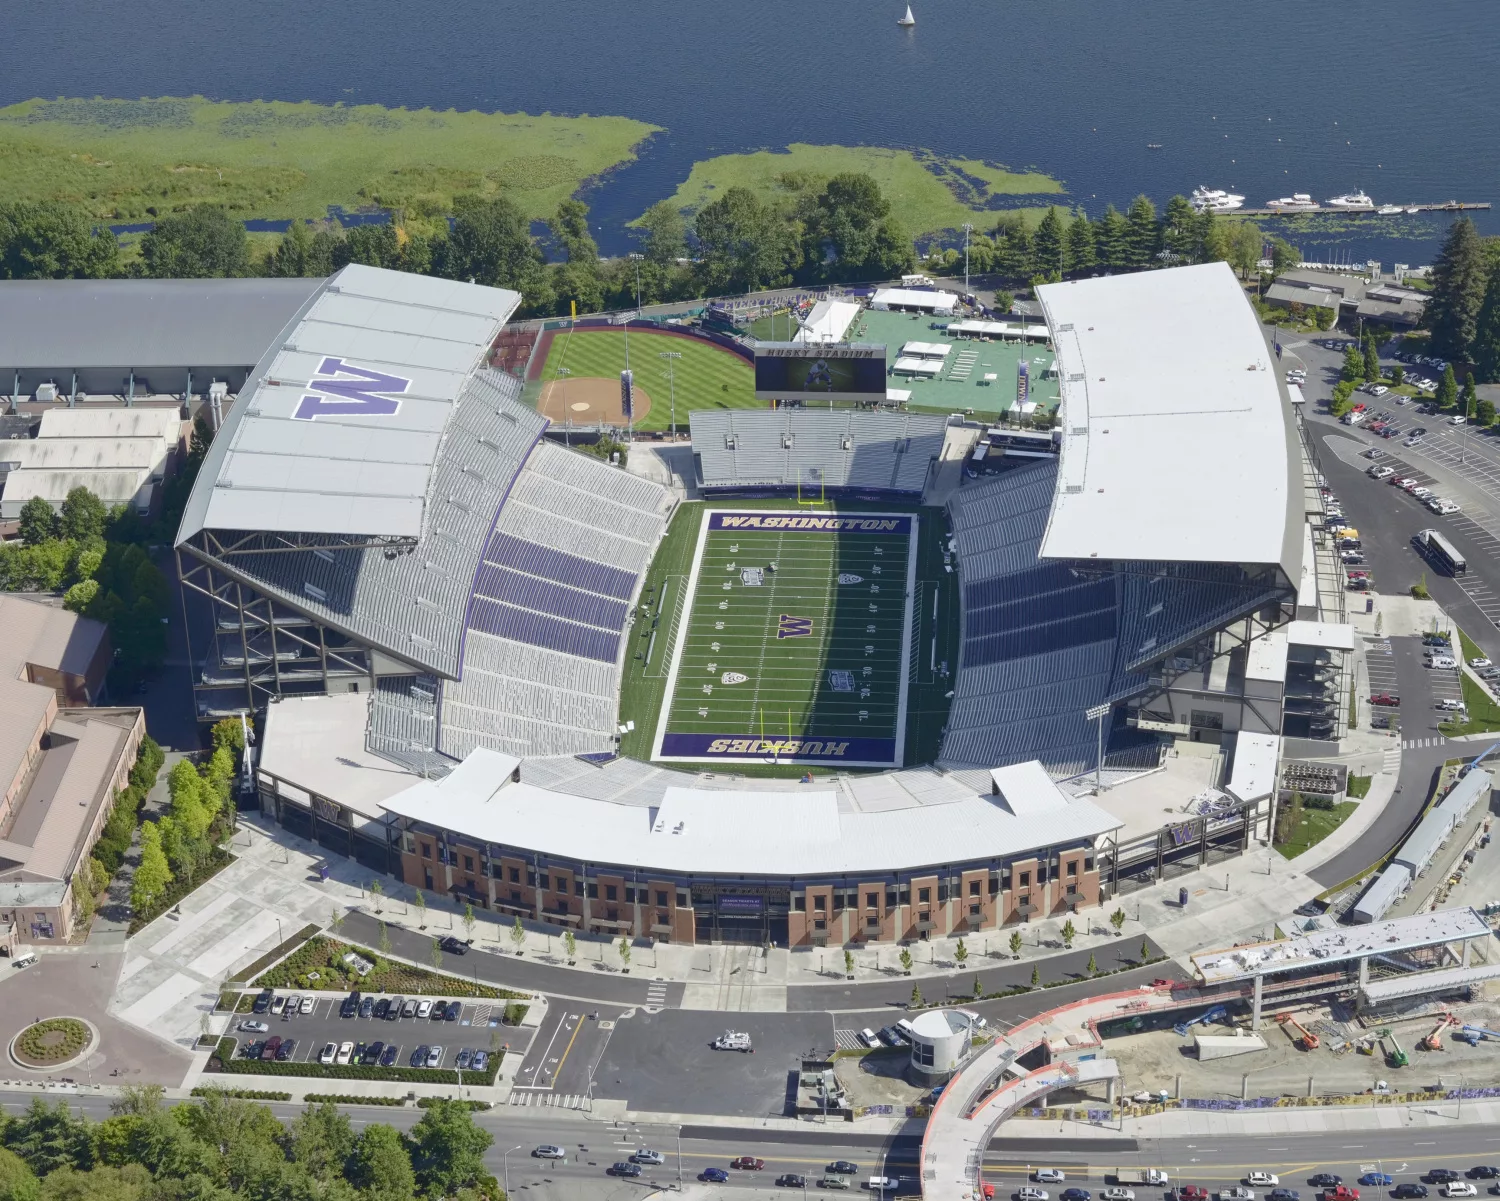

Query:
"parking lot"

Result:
[[228, 990, 521, 1072]]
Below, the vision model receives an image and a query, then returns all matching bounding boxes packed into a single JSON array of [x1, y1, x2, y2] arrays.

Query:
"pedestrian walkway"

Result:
[[1403, 735, 1451, 749], [508, 1090, 588, 1109]]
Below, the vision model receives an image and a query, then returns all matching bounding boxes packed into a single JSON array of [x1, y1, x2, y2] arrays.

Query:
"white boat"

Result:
[[1406, 205, 1421, 214], [1266, 193, 1320, 211], [1190, 186, 1245, 212], [1377, 204, 1403, 215], [1326, 191, 1374, 209], [897, 4, 915, 25]]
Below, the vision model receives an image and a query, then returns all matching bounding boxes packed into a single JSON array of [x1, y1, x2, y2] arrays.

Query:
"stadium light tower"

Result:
[[659, 350, 682, 439], [962, 222, 974, 297], [1085, 702, 1111, 794]]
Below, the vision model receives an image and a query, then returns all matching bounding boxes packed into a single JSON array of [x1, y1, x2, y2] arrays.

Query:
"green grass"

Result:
[[1276, 801, 1358, 860], [654, 510, 914, 767], [641, 143, 1064, 240], [0, 96, 658, 224], [1440, 672, 1500, 736], [1457, 626, 1485, 665], [535, 328, 757, 432], [1346, 774, 1372, 799]]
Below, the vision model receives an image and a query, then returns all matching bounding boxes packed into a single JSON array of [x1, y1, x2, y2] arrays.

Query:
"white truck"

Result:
[[712, 1030, 753, 1052], [1113, 1171, 1170, 1187]]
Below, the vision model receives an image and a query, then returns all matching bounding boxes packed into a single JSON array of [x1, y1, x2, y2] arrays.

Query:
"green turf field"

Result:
[[535, 328, 759, 432], [651, 509, 917, 768]]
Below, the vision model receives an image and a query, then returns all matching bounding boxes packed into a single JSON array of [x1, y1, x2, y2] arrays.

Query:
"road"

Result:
[[12, 1091, 1500, 1197]]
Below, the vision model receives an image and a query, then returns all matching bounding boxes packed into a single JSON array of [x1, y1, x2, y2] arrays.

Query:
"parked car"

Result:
[[339, 992, 360, 1019], [1470, 658, 1493, 669], [401, 998, 419, 1018], [282, 994, 300, 1016], [363, 1040, 384, 1065], [410, 1045, 429, 1067], [1370, 693, 1400, 706], [385, 995, 403, 1020], [269, 995, 287, 1016], [445, 1000, 462, 1021], [318, 1042, 336, 1064], [472, 1050, 489, 1072], [260, 1036, 282, 1061], [252, 991, 273, 1014], [425, 1045, 443, 1068], [239, 1020, 269, 1033], [416, 1000, 433, 1019], [299, 995, 316, 1016], [359, 996, 375, 1019], [439, 936, 469, 956], [336, 1041, 354, 1065], [373, 999, 390, 1020], [379, 1043, 399, 1067], [455, 1048, 473, 1070]]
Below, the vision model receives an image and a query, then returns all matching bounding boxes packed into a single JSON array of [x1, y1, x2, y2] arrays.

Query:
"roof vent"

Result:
[[447, 496, 471, 514], [1071, 426, 1087, 436], [782, 434, 794, 449], [1068, 373, 1084, 382], [1064, 484, 1084, 494], [1057, 323, 1075, 332], [498, 409, 518, 423], [725, 435, 737, 450], [478, 437, 499, 452], [303, 582, 328, 603]]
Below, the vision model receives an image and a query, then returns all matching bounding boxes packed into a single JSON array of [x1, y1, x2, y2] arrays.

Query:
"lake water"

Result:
[[11, 0, 1498, 263]]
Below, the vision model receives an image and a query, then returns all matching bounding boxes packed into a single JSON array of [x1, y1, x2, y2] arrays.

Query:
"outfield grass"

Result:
[[535, 328, 758, 432], [641, 144, 1064, 240], [0, 96, 658, 224]]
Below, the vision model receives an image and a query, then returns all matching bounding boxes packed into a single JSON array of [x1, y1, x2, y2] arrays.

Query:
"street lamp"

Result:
[[1085, 703, 1111, 794], [503, 1145, 523, 1196], [962, 223, 974, 297]]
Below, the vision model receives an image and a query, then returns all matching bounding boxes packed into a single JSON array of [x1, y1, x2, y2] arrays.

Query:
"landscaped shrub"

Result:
[[190, 1086, 291, 1101], [251, 936, 527, 1000], [302, 1093, 405, 1106], [15, 1019, 90, 1064]]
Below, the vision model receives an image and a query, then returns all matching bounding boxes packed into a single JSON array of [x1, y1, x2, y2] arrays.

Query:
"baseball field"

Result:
[[531, 327, 759, 432]]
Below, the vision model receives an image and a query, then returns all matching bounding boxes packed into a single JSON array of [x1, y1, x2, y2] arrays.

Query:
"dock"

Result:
[[1234, 201, 1490, 217]]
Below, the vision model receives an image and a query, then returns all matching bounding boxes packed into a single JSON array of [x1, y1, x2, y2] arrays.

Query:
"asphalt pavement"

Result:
[[339, 910, 687, 1009]]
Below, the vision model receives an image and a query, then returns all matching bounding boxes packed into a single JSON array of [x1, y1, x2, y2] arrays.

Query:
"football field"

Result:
[[652, 510, 918, 768]]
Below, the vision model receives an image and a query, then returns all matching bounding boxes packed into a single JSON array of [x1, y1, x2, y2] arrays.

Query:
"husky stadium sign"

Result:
[[708, 512, 913, 535]]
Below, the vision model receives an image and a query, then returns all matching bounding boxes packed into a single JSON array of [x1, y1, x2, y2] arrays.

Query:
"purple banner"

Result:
[[708, 512, 912, 535], [658, 732, 898, 765]]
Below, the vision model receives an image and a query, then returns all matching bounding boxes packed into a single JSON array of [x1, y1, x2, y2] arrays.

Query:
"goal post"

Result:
[[796, 466, 828, 507]]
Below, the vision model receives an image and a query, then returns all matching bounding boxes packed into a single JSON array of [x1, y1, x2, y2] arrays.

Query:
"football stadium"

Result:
[[45, 259, 1316, 948]]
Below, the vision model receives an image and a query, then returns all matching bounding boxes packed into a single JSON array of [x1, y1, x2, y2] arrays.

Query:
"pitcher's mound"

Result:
[[538, 376, 651, 425]]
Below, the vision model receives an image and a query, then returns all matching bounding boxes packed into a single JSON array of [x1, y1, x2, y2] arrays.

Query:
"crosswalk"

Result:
[[834, 1028, 863, 1051], [645, 980, 668, 1009], [508, 1090, 588, 1109], [1383, 748, 1402, 773], [1403, 736, 1449, 749]]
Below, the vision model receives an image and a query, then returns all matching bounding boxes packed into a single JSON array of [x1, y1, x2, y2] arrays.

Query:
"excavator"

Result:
[[1276, 1012, 1320, 1051]]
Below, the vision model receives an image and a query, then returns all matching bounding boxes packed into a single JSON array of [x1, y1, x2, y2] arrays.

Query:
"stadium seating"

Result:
[[440, 440, 675, 759], [367, 676, 454, 777], [939, 462, 1287, 776], [692, 410, 946, 496]]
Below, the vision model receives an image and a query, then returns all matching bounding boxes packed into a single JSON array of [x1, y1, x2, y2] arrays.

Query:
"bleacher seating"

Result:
[[692, 410, 946, 496], [439, 440, 675, 759], [938, 462, 1287, 776]]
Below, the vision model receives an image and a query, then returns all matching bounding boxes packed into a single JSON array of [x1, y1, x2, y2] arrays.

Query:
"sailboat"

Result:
[[897, 4, 915, 25]]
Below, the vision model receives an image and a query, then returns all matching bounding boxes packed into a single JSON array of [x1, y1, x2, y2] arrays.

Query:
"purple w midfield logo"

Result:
[[291, 357, 412, 421], [777, 614, 813, 639]]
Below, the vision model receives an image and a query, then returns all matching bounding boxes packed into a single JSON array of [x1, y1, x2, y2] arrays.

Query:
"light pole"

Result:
[[962, 223, 974, 297], [1085, 703, 1111, 794], [503, 1145, 523, 1196], [676, 1132, 683, 1184], [660, 351, 681, 438]]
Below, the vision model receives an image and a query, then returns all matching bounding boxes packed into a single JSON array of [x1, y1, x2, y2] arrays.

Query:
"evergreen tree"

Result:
[[266, 221, 338, 277], [1477, 398, 1497, 427], [550, 199, 604, 316], [435, 195, 551, 312], [1341, 343, 1365, 383], [1424, 217, 1488, 360], [1436, 363, 1459, 410], [1461, 374, 1477, 420], [1124, 194, 1160, 269], [1065, 214, 1095, 276], [1363, 333, 1381, 383], [1093, 206, 1130, 272], [992, 215, 1035, 282], [1033, 206, 1066, 279], [1161, 195, 1199, 263], [1471, 265, 1500, 383]]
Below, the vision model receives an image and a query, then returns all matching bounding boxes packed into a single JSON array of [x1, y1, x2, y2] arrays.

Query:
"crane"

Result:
[[1276, 1012, 1320, 1051], [1385, 1031, 1409, 1068], [1420, 1013, 1454, 1051], [1456, 1025, 1500, 1045], [1173, 1004, 1228, 1037]]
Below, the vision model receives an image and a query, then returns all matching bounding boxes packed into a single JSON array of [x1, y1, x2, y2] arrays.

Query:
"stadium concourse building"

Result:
[[203, 262, 1302, 948]]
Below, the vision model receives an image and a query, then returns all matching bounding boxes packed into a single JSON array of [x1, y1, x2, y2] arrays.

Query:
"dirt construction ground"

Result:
[[537, 376, 652, 425]]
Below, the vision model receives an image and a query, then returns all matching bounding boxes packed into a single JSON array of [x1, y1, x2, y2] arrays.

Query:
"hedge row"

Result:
[[190, 1086, 292, 1101], [93, 736, 164, 876], [417, 1098, 489, 1110], [208, 1039, 500, 1087], [250, 936, 528, 1001], [302, 1093, 405, 1107], [227, 925, 321, 987], [128, 846, 235, 935]]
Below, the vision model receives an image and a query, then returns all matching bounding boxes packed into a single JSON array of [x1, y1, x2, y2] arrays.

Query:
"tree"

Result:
[[1472, 265, 1500, 383], [1390, 363, 1406, 388], [210, 718, 245, 756], [1227, 221, 1263, 279], [953, 938, 968, 968], [329, 906, 344, 937], [429, 937, 443, 971], [549, 199, 604, 316], [1030, 965, 1040, 988], [1124, 194, 1160, 269], [405, 1099, 493, 1199], [638, 200, 687, 269], [1064, 215, 1095, 276], [377, 921, 391, 958], [436, 195, 550, 309], [289, 1102, 355, 1184], [1461, 374, 1477, 421], [1109, 907, 1126, 933], [1425, 217, 1488, 360], [1033, 207, 1066, 279], [694, 186, 798, 294], [509, 916, 526, 956], [1008, 930, 1023, 958], [139, 206, 248, 278], [1, 1098, 93, 1176], [1092, 206, 1129, 272], [617, 936, 632, 971], [563, 929, 577, 962], [347, 1124, 415, 1201], [1269, 236, 1301, 275], [1060, 918, 1076, 948], [1140, 937, 1151, 962], [461, 902, 476, 943], [0, 201, 119, 280], [413, 889, 426, 928], [0, 1145, 39, 1201], [130, 822, 172, 915], [1436, 363, 1459, 410], [909, 983, 922, 1009], [1341, 343, 1365, 383], [17, 497, 57, 547], [1477, 398, 1497, 428], [266, 221, 338, 278], [1160, 195, 1198, 264], [1086, 951, 1097, 975], [843, 949, 855, 976], [992, 215, 1035, 281], [801, 173, 911, 282], [898, 947, 913, 974], [1363, 334, 1381, 384]]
